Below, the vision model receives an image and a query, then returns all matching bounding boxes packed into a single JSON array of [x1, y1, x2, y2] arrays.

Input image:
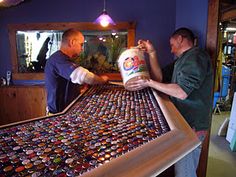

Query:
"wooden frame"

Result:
[[81, 91, 200, 177], [8, 22, 136, 80], [0, 87, 200, 177]]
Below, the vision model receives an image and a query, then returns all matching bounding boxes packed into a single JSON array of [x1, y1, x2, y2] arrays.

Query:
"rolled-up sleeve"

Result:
[[70, 66, 95, 84], [176, 55, 208, 95]]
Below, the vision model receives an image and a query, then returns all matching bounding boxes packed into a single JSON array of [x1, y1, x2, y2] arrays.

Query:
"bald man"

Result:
[[45, 28, 108, 114]]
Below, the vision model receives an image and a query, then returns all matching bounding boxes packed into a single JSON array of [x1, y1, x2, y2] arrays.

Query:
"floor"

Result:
[[206, 111, 236, 177]]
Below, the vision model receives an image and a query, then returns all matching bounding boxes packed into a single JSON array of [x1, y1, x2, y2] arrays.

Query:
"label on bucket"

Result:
[[118, 48, 150, 84]]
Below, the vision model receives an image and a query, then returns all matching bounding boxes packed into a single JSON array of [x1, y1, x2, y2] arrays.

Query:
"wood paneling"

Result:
[[0, 87, 200, 177], [0, 85, 46, 125]]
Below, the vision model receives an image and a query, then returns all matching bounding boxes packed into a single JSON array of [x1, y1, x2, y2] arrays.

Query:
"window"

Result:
[[8, 22, 136, 80]]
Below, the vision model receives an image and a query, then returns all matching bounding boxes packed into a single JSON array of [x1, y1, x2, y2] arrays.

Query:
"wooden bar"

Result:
[[0, 85, 200, 177], [81, 91, 200, 177], [0, 85, 46, 125]]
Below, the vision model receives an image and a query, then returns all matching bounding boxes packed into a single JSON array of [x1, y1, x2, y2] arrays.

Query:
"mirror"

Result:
[[8, 22, 136, 80]]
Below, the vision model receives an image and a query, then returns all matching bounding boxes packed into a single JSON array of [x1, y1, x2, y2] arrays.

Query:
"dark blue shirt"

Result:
[[45, 51, 79, 113]]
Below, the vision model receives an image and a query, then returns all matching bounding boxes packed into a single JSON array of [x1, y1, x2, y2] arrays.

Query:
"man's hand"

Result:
[[100, 75, 109, 83], [138, 40, 156, 54], [125, 77, 150, 91]]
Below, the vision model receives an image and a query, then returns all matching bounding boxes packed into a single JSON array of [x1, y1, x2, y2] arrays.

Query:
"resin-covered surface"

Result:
[[0, 85, 170, 176]]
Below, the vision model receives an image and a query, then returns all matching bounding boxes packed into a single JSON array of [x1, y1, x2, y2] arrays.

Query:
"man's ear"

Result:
[[177, 35, 183, 44], [72, 39, 77, 45], [68, 39, 75, 47]]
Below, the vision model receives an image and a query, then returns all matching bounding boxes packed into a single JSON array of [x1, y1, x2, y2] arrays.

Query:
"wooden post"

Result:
[[197, 1, 220, 177]]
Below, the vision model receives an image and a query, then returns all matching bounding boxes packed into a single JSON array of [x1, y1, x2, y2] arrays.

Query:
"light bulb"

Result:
[[100, 19, 109, 27], [94, 1, 115, 28]]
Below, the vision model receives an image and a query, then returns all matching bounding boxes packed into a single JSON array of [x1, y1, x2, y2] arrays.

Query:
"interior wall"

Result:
[[0, 0, 176, 78], [175, 0, 209, 48], [0, 0, 209, 79]]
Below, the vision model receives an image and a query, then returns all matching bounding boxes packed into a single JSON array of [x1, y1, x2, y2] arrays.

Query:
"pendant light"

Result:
[[94, 0, 116, 27]]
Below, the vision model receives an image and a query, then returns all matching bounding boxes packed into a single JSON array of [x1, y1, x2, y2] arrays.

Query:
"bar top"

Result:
[[0, 84, 200, 177]]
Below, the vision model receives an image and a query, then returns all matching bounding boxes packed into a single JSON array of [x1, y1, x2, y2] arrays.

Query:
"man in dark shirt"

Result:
[[128, 28, 213, 177], [45, 29, 108, 114]]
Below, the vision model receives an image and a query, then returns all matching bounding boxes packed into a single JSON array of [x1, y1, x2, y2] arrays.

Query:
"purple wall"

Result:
[[176, 0, 209, 48], [0, 0, 209, 79]]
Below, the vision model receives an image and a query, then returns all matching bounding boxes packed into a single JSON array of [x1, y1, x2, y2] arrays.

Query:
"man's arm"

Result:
[[138, 40, 162, 82], [148, 79, 187, 100], [70, 67, 108, 85], [128, 78, 187, 100], [148, 51, 163, 82]]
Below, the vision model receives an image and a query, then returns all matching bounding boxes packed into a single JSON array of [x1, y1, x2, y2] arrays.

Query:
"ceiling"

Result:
[[220, 0, 236, 31], [0, 0, 30, 10], [221, 0, 236, 11], [221, 0, 236, 20], [0, 0, 235, 13], [220, 0, 236, 9], [1, 0, 236, 28]]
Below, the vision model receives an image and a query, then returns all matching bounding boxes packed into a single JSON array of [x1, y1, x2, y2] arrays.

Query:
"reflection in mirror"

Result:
[[16, 30, 62, 72], [16, 30, 128, 73]]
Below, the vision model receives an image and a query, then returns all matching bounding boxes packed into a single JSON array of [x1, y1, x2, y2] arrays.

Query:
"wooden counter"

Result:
[[0, 85, 200, 177], [0, 73, 120, 126], [81, 90, 201, 177], [0, 85, 46, 125]]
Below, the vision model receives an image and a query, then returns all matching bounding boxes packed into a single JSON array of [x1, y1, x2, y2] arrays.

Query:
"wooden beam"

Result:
[[206, 0, 220, 70], [221, 8, 236, 21], [200, 1, 220, 177]]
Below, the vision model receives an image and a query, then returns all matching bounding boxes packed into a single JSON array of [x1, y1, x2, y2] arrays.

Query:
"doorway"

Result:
[[206, 1, 236, 177]]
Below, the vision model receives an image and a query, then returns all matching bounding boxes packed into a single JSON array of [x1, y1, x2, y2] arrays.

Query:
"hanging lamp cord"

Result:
[[103, 0, 106, 11]]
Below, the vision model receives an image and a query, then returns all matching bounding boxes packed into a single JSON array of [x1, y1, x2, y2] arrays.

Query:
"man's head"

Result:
[[60, 28, 84, 58], [169, 27, 195, 57]]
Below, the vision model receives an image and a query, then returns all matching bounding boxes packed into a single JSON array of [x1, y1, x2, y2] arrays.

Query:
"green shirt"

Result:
[[170, 47, 213, 131]]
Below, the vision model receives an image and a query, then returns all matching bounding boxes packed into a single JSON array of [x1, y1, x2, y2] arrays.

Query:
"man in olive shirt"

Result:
[[129, 28, 213, 177]]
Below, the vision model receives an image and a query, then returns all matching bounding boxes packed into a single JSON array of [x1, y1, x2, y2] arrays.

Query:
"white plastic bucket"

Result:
[[118, 48, 150, 89]]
